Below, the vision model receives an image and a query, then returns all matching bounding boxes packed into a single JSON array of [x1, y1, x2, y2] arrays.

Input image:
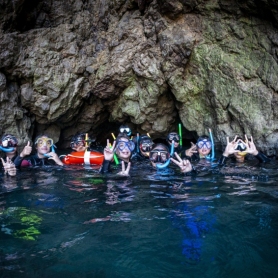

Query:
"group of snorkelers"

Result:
[[0, 124, 271, 177]]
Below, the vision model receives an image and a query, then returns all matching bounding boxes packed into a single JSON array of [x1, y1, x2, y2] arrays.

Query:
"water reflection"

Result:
[[0, 161, 278, 277]]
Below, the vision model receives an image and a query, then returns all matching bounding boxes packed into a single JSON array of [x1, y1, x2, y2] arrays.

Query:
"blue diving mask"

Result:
[[196, 139, 212, 149], [117, 140, 135, 152]]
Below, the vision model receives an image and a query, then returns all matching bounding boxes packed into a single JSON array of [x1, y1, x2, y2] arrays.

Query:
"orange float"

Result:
[[62, 151, 104, 165]]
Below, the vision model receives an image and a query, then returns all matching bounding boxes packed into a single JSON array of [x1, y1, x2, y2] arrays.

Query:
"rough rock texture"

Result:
[[0, 0, 278, 155]]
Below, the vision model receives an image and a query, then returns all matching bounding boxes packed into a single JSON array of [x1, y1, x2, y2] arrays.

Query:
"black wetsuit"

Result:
[[99, 158, 131, 174], [14, 154, 58, 168], [218, 152, 270, 166], [183, 152, 203, 162], [131, 151, 149, 161]]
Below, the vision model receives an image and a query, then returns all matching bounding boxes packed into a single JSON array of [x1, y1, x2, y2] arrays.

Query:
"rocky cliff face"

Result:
[[0, 0, 278, 155]]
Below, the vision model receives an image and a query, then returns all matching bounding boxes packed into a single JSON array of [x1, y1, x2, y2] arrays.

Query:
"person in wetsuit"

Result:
[[132, 134, 154, 161], [99, 133, 133, 175], [149, 143, 193, 174], [0, 134, 27, 176], [70, 132, 98, 152], [166, 132, 183, 156], [118, 124, 132, 138], [218, 135, 270, 165], [14, 135, 63, 167], [184, 135, 212, 162]]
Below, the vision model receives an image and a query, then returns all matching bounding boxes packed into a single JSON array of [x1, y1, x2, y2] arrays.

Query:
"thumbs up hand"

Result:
[[20, 141, 32, 158]]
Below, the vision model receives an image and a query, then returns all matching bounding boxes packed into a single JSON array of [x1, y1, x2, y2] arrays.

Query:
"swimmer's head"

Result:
[[115, 133, 134, 162], [70, 133, 87, 152], [196, 135, 212, 157], [139, 135, 154, 158], [1, 134, 18, 155], [34, 134, 53, 156], [119, 124, 132, 137], [234, 138, 248, 162], [149, 143, 170, 167], [167, 132, 180, 148]]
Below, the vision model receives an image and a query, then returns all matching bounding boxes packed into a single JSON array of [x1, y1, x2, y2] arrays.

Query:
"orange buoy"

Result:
[[62, 151, 104, 165]]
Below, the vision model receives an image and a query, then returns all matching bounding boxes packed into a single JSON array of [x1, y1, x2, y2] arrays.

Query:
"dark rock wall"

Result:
[[0, 0, 278, 155]]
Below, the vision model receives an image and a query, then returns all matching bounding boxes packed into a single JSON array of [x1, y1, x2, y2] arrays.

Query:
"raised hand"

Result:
[[47, 152, 64, 166], [245, 135, 258, 155], [20, 141, 32, 157], [1, 157, 17, 176], [170, 152, 193, 173], [223, 135, 239, 157], [185, 142, 197, 157], [117, 161, 131, 176], [104, 139, 116, 161]]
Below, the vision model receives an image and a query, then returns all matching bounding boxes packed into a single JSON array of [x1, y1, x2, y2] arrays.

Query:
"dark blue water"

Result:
[[1, 160, 278, 278]]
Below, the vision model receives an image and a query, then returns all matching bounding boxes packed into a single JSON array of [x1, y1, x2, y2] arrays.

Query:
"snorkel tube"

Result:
[[111, 133, 119, 165], [0, 146, 15, 152], [136, 133, 140, 153], [85, 133, 89, 150], [43, 145, 56, 158], [205, 128, 215, 160], [178, 123, 182, 147], [156, 141, 174, 170]]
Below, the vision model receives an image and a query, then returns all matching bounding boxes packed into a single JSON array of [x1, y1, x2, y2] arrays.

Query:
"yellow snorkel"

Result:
[[111, 133, 119, 165]]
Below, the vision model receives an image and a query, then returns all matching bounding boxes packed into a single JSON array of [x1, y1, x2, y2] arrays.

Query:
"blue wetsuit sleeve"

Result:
[[99, 159, 111, 173], [255, 152, 270, 163]]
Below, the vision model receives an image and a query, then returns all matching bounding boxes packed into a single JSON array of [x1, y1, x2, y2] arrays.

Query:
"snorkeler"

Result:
[[132, 134, 154, 160], [149, 143, 193, 174], [118, 124, 132, 138], [1, 134, 33, 162], [14, 135, 63, 167], [184, 135, 212, 162], [219, 135, 270, 165], [149, 143, 170, 168], [166, 132, 183, 155], [0, 134, 26, 176], [99, 133, 133, 175], [70, 133, 96, 152]]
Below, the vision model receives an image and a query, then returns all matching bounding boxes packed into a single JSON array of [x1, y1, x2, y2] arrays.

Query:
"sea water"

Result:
[[1, 159, 278, 278]]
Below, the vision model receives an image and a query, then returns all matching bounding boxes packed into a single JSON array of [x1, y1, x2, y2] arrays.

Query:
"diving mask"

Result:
[[117, 140, 135, 152], [196, 139, 212, 149], [234, 141, 247, 156], [167, 133, 180, 142], [149, 149, 169, 163], [140, 141, 153, 152], [1, 135, 18, 147], [119, 127, 131, 136], [35, 137, 54, 147]]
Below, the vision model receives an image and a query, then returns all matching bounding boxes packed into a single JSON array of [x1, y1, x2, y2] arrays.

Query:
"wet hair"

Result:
[[34, 134, 51, 146], [139, 135, 153, 145], [71, 133, 86, 142], [151, 143, 169, 153], [197, 135, 210, 142], [116, 133, 130, 144]]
